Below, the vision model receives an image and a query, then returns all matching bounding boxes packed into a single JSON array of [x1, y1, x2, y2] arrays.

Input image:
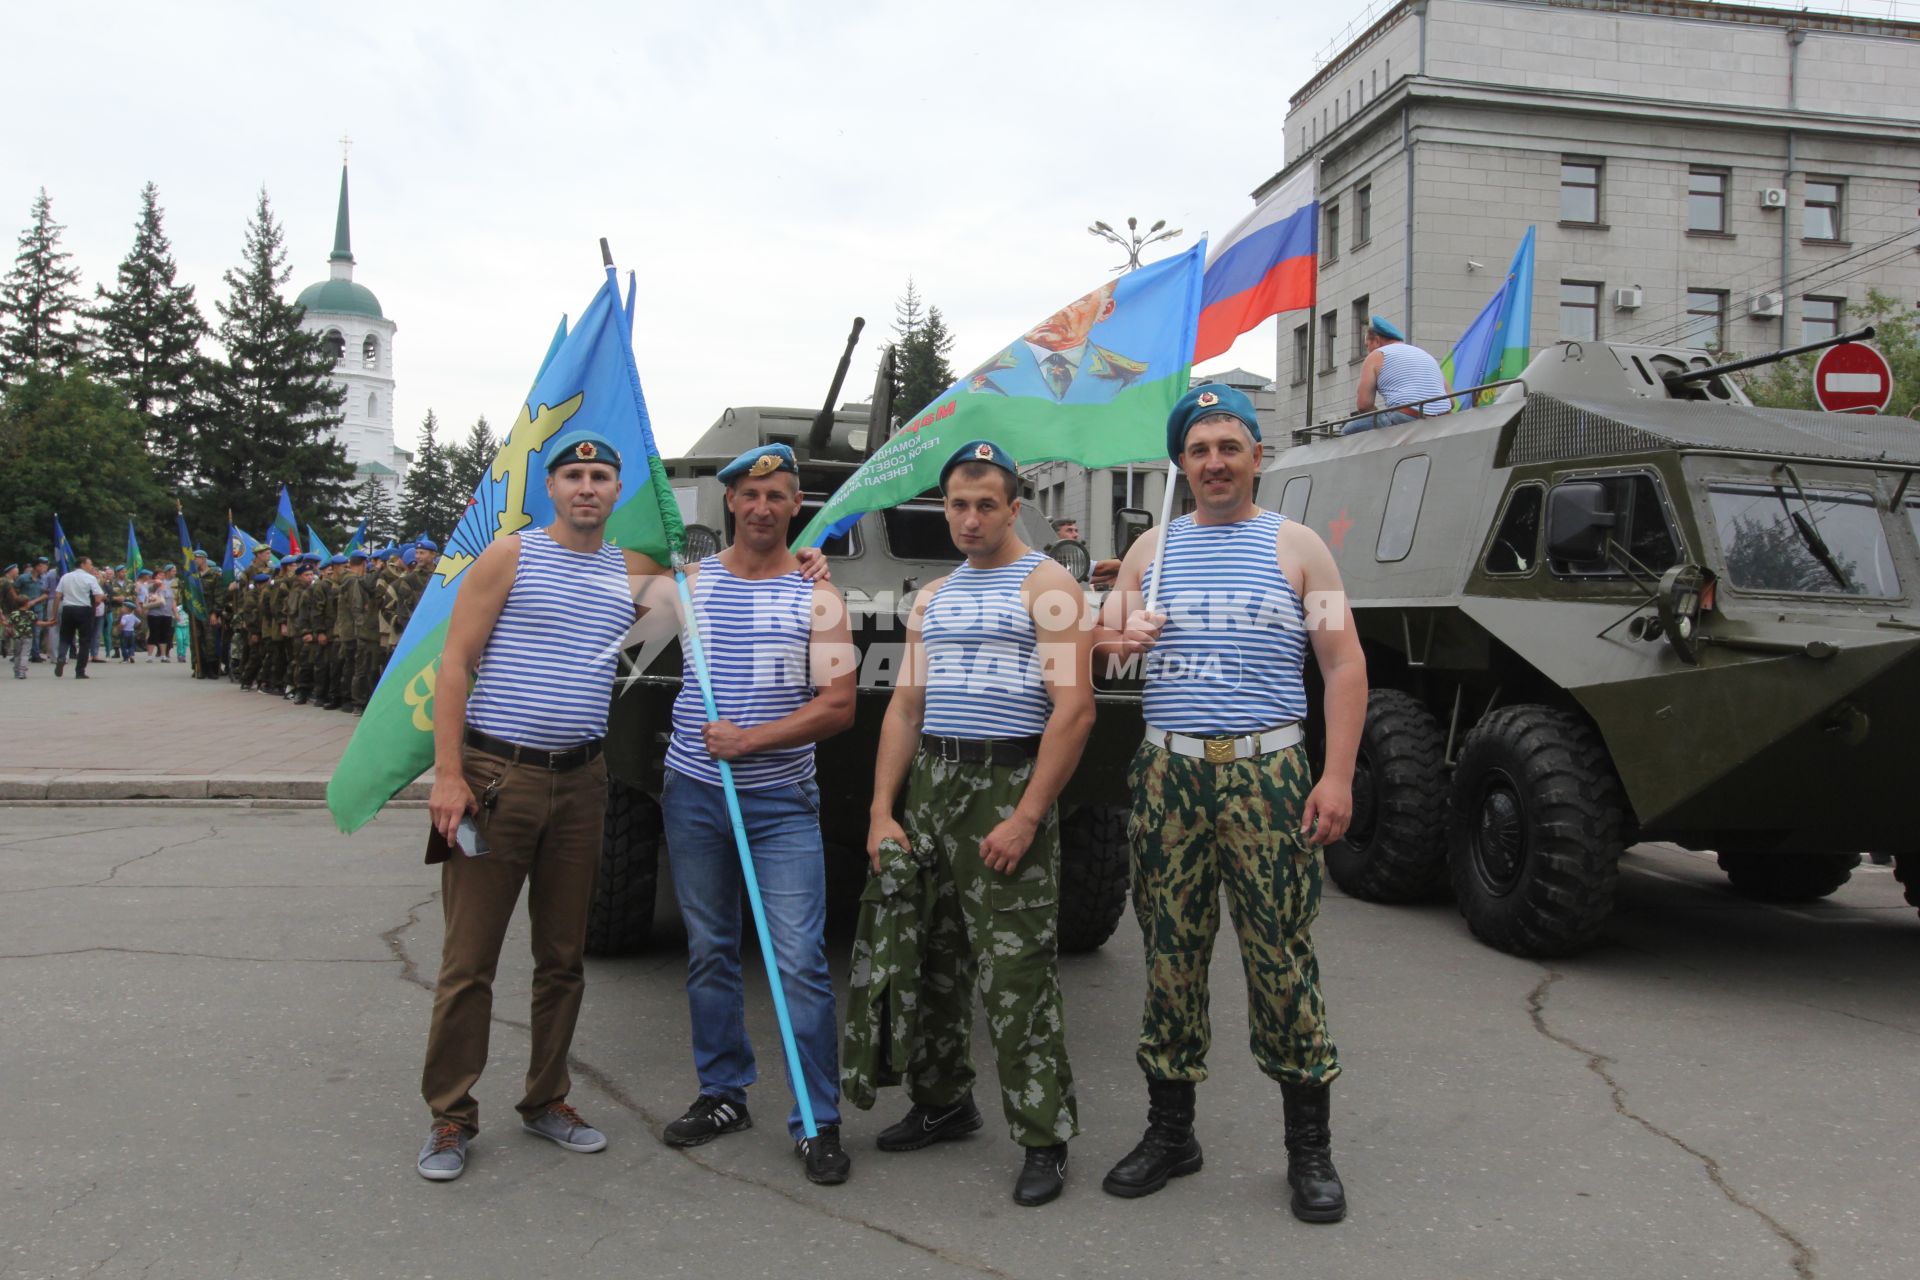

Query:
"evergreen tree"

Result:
[[197, 188, 354, 541], [0, 189, 86, 381], [448, 413, 495, 502], [354, 473, 399, 546], [398, 408, 458, 538], [0, 369, 165, 562], [1744, 289, 1919, 419], [896, 303, 957, 417], [89, 182, 209, 492]]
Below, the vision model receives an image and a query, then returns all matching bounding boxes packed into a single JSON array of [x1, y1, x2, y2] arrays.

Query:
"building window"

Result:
[[1560, 158, 1601, 224], [1320, 310, 1337, 373], [1291, 324, 1309, 387], [1323, 203, 1340, 263], [362, 333, 380, 368], [1802, 296, 1843, 343], [1350, 296, 1370, 363], [1687, 169, 1728, 234], [1682, 289, 1727, 350], [1804, 179, 1843, 241], [1354, 183, 1372, 247], [1559, 281, 1601, 341], [367, 391, 378, 419]]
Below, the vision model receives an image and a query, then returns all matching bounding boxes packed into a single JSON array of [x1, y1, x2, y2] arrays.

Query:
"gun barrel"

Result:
[[1662, 326, 1877, 387], [809, 318, 866, 453]]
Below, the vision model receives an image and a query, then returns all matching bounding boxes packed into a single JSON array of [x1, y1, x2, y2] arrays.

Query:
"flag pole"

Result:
[[1144, 460, 1180, 614], [600, 237, 817, 1140]]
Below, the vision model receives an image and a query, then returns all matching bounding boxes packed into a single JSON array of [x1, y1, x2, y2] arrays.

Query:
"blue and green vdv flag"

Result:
[[175, 506, 207, 621], [269, 486, 301, 556], [125, 518, 144, 577], [1440, 225, 1536, 408], [222, 523, 262, 583], [326, 266, 684, 833], [794, 242, 1206, 548], [305, 524, 333, 561], [53, 515, 74, 574]]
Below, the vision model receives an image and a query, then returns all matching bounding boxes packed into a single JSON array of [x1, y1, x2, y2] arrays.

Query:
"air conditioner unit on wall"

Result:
[[1614, 287, 1643, 310], [1759, 188, 1787, 209], [1750, 291, 1784, 318]]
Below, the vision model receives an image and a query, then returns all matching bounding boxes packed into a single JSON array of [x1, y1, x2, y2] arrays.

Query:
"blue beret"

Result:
[[1368, 314, 1405, 342], [193, 548, 208, 557], [329, 554, 348, 567], [939, 439, 1019, 489], [1167, 383, 1261, 459], [114, 564, 127, 572], [545, 429, 622, 473], [251, 572, 270, 583], [718, 443, 798, 484], [2, 563, 15, 573], [33, 555, 49, 564], [369, 546, 388, 561], [349, 549, 368, 562], [415, 538, 438, 552], [162, 563, 176, 571], [136, 569, 153, 578]]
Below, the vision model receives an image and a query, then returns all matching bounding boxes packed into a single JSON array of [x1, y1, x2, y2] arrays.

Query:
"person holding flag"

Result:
[[1093, 383, 1365, 1223], [863, 439, 1095, 1207]]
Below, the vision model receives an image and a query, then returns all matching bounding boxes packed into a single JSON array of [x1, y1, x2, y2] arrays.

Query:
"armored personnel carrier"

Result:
[[1259, 329, 1920, 955], [587, 325, 1140, 956]]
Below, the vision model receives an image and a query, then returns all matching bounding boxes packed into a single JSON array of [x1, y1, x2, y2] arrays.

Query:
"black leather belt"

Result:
[[920, 733, 1043, 765], [464, 727, 604, 771]]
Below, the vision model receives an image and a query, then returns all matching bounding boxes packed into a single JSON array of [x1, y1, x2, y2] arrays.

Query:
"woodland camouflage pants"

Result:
[[903, 752, 1078, 1148], [1126, 741, 1340, 1087]]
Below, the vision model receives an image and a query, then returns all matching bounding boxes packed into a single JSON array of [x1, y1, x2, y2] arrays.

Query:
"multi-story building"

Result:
[[295, 163, 411, 496], [1269, 0, 1920, 429]]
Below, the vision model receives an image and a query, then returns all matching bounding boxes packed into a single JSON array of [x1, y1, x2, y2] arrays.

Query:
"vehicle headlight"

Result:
[[1047, 539, 1090, 582], [682, 524, 722, 562]]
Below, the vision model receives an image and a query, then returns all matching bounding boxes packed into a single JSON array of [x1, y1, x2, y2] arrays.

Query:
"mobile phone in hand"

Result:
[[455, 815, 488, 858]]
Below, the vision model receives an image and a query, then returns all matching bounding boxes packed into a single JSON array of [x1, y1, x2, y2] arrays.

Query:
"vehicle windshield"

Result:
[[796, 498, 860, 558], [883, 499, 963, 563], [1708, 483, 1898, 597]]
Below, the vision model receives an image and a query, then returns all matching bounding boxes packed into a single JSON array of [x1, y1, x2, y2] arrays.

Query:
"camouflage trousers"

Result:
[[1126, 741, 1340, 1088], [902, 752, 1078, 1148]]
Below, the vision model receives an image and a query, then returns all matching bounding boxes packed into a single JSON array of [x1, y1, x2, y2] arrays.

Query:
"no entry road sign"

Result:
[[1814, 341, 1894, 414]]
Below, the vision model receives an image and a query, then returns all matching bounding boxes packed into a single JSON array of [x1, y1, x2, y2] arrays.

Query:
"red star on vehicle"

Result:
[[1327, 507, 1354, 550]]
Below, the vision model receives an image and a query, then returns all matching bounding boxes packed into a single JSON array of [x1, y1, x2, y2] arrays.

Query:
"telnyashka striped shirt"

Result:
[[1141, 510, 1309, 733], [665, 560, 817, 790], [465, 528, 633, 749], [922, 550, 1051, 739]]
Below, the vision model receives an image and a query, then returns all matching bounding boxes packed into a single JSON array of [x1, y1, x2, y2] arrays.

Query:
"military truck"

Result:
[[1258, 328, 1920, 956], [586, 326, 1141, 956]]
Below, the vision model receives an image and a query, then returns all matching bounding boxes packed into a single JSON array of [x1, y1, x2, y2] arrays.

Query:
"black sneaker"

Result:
[[662, 1095, 752, 1148], [875, 1094, 984, 1152], [797, 1125, 851, 1185]]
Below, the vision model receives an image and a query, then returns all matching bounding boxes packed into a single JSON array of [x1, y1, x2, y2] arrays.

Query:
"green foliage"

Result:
[[0, 189, 87, 380], [448, 414, 495, 505], [0, 369, 165, 564], [197, 188, 355, 541], [889, 278, 956, 420], [1742, 290, 1918, 419], [398, 408, 461, 539], [354, 473, 399, 546], [88, 182, 209, 493]]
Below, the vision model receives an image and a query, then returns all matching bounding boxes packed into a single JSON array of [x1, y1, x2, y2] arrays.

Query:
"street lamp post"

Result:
[[1087, 216, 1182, 273]]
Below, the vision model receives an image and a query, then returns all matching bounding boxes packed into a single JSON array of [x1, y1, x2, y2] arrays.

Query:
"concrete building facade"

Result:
[[1271, 0, 1920, 429], [295, 164, 411, 496]]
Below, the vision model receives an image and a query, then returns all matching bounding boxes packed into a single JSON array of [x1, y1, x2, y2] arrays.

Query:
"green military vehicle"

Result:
[[1259, 328, 1920, 956], [586, 326, 1141, 956]]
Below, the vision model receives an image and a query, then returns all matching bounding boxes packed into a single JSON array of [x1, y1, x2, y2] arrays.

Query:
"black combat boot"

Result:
[[1013, 1142, 1067, 1207], [293, 690, 309, 705], [1281, 1080, 1346, 1223], [1101, 1079, 1202, 1198]]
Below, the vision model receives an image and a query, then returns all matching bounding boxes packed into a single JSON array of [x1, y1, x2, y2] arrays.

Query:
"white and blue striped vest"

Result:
[[922, 550, 1051, 739]]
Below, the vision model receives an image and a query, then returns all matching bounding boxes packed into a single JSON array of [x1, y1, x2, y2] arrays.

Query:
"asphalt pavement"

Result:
[[2, 796, 1914, 1280]]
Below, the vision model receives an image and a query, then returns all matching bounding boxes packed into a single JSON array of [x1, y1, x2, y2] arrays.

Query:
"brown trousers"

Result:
[[420, 745, 606, 1133]]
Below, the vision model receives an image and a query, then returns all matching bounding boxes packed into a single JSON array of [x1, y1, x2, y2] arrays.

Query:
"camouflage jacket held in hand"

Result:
[[840, 834, 938, 1111]]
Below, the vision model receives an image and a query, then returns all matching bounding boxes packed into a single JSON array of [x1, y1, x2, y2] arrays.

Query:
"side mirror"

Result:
[[1545, 482, 1616, 564], [1114, 507, 1153, 556]]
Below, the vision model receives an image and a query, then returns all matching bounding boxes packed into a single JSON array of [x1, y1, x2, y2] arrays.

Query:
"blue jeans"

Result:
[[1342, 407, 1421, 435], [662, 768, 840, 1138]]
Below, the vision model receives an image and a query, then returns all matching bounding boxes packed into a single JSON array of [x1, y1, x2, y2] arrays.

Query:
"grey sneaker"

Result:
[[523, 1102, 608, 1153], [417, 1123, 469, 1181]]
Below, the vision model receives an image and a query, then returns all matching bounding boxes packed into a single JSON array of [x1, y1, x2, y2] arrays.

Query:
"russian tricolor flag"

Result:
[[1194, 168, 1318, 363]]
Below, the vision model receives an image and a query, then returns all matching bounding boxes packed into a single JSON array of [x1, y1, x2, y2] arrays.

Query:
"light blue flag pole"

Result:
[[598, 240, 819, 1140]]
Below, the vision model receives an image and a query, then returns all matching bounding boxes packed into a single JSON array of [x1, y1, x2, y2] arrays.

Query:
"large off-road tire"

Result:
[[1716, 850, 1859, 903], [1895, 855, 1920, 919], [1447, 705, 1627, 957], [1058, 805, 1129, 954], [1325, 689, 1450, 903], [585, 782, 662, 957]]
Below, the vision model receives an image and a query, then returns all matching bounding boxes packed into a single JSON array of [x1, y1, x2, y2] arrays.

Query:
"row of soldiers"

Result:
[[214, 540, 439, 712]]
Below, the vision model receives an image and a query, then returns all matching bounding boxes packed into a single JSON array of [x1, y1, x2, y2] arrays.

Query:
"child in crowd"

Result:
[[117, 603, 139, 662]]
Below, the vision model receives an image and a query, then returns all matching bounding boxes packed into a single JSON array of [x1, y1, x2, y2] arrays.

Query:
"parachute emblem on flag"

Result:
[[230, 536, 242, 558]]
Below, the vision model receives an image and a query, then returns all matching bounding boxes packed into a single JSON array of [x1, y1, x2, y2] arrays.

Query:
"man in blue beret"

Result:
[[1349, 315, 1450, 434], [652, 440, 860, 1186], [1093, 383, 1366, 1221], [864, 438, 1094, 1207], [415, 426, 832, 1182]]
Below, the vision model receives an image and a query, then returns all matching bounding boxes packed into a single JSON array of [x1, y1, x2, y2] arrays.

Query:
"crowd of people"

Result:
[[1, 540, 439, 707]]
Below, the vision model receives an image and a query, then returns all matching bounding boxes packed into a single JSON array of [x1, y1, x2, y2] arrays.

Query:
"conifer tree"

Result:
[[448, 413, 495, 503], [398, 408, 458, 537], [354, 473, 399, 546], [198, 188, 354, 539], [896, 302, 957, 417], [0, 189, 86, 380], [89, 182, 208, 492]]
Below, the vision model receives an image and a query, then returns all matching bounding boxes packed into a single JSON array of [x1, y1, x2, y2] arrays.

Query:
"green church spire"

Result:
[[330, 164, 353, 265]]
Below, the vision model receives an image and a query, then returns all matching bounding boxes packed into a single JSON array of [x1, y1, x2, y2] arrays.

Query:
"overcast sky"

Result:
[[6, 0, 1360, 456]]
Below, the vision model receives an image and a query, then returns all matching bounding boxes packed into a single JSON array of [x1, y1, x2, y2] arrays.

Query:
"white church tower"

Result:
[[297, 161, 410, 496]]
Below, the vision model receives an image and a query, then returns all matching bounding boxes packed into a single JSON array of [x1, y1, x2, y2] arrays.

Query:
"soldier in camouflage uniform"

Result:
[[372, 548, 402, 668], [1094, 384, 1366, 1223], [307, 555, 340, 708], [268, 559, 297, 695], [327, 552, 362, 711], [866, 440, 1094, 1209], [347, 549, 381, 712], [284, 556, 315, 702], [224, 579, 245, 683]]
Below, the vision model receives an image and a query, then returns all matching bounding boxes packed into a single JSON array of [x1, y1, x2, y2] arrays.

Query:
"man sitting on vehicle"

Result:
[[1345, 316, 1450, 435]]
